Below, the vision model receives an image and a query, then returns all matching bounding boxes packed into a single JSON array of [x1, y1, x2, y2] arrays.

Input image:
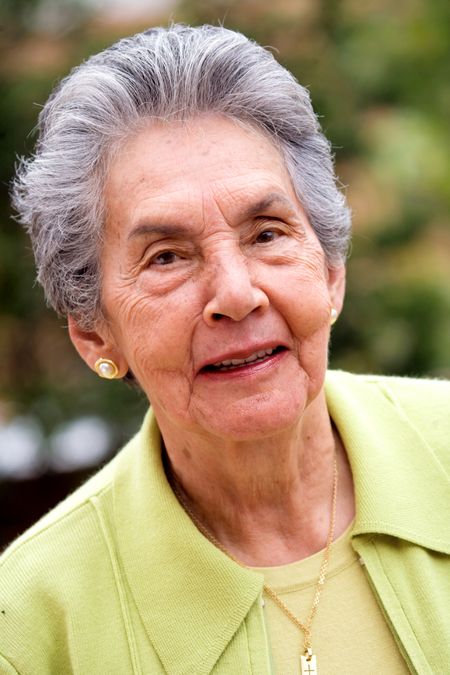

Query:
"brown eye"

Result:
[[151, 251, 180, 266], [255, 229, 279, 244]]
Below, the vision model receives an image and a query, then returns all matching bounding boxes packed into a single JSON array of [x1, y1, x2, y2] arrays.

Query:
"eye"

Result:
[[150, 250, 181, 266], [255, 228, 281, 244]]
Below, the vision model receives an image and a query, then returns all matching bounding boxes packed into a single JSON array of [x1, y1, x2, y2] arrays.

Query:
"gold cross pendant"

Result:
[[300, 648, 317, 674]]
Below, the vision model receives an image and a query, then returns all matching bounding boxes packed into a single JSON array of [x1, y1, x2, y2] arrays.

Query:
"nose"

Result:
[[203, 252, 269, 326]]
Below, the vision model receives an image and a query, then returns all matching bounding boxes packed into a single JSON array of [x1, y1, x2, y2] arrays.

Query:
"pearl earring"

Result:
[[94, 358, 120, 379], [330, 308, 338, 325]]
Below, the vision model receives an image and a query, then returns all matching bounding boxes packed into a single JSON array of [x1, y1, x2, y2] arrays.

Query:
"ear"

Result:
[[67, 315, 129, 378], [326, 264, 346, 315]]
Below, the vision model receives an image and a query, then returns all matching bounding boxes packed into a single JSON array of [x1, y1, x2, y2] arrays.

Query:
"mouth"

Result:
[[201, 345, 287, 373]]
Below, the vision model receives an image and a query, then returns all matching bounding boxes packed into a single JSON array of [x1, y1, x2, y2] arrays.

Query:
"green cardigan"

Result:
[[1, 371, 449, 674]]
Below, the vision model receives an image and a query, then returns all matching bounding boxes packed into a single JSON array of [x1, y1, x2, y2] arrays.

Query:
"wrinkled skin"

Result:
[[70, 115, 345, 445]]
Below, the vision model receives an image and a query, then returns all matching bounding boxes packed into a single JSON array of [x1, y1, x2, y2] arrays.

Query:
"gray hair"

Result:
[[12, 24, 351, 329]]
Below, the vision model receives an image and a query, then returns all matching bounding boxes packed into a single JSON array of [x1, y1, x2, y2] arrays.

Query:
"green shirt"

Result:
[[1, 371, 449, 674]]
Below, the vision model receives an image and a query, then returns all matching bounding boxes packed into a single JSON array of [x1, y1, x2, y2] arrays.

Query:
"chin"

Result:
[[194, 386, 310, 442]]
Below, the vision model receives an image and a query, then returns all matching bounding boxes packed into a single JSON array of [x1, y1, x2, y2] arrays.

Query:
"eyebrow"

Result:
[[127, 192, 295, 241], [128, 223, 187, 241], [240, 192, 295, 220]]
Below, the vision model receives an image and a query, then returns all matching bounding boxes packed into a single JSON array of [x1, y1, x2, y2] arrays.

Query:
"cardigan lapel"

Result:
[[325, 371, 450, 554], [112, 412, 264, 675]]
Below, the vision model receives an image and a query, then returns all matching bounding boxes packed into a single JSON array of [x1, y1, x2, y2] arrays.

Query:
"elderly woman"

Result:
[[1, 24, 449, 675]]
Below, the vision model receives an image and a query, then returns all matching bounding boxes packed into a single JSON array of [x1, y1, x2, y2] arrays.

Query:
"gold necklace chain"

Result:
[[168, 453, 338, 674]]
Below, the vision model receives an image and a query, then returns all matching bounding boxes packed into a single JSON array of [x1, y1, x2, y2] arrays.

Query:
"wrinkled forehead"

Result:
[[103, 114, 300, 237]]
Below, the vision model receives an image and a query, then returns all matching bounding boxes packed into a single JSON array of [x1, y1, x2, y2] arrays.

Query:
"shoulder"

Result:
[[328, 369, 450, 413], [327, 370, 450, 471], [345, 370, 450, 425], [370, 374, 450, 472], [0, 431, 139, 671], [1, 443, 119, 562]]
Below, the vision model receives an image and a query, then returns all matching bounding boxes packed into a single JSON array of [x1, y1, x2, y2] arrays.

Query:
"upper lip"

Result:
[[198, 342, 287, 371]]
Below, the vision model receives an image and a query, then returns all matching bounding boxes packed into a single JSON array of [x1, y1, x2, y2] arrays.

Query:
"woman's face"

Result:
[[79, 116, 345, 442]]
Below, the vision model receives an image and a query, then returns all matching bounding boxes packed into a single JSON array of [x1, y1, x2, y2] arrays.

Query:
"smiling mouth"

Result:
[[202, 346, 287, 372]]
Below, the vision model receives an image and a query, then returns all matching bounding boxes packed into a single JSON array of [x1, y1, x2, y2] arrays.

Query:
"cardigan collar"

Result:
[[325, 370, 450, 554], [112, 371, 450, 673], [112, 412, 263, 675]]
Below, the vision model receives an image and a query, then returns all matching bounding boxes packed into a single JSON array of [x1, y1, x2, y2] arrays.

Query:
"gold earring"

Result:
[[330, 307, 338, 325], [94, 357, 120, 379]]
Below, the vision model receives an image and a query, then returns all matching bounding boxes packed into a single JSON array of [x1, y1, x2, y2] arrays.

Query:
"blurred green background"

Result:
[[1, 0, 449, 545]]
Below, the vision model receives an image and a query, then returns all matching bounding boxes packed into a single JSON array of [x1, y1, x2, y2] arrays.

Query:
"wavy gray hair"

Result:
[[12, 24, 351, 329]]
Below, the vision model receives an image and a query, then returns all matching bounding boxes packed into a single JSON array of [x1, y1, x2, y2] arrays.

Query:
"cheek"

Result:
[[275, 271, 332, 337], [105, 283, 202, 377], [267, 257, 332, 387], [142, 368, 195, 421], [264, 240, 332, 326]]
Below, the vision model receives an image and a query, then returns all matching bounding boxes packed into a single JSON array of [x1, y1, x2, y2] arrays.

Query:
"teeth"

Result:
[[212, 348, 275, 368]]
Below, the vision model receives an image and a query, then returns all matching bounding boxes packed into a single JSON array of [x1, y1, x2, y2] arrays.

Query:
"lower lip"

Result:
[[198, 349, 288, 381]]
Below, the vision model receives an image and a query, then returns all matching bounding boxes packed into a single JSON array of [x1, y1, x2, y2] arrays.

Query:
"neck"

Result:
[[159, 390, 355, 566]]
